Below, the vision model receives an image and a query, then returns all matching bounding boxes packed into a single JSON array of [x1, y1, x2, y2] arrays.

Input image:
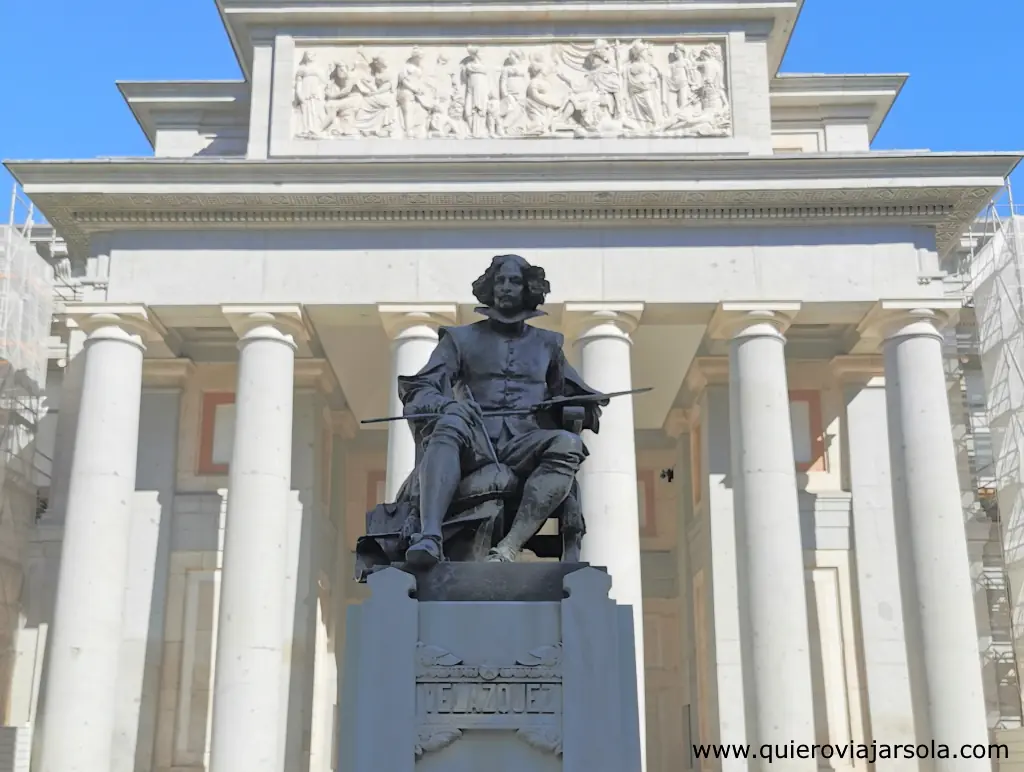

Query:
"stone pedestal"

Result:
[[339, 564, 641, 772]]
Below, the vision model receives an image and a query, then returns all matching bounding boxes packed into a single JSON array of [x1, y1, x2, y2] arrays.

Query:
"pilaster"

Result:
[[142, 358, 196, 390], [830, 355, 920, 764]]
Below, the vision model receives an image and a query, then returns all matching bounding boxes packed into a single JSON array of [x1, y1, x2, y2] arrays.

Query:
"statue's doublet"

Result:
[[442, 321, 567, 438], [398, 318, 601, 441]]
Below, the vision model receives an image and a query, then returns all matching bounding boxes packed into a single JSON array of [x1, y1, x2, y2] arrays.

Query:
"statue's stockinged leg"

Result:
[[407, 434, 462, 568], [488, 431, 585, 562]]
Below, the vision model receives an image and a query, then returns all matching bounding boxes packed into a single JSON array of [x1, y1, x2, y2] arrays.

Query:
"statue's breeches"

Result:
[[427, 413, 586, 477]]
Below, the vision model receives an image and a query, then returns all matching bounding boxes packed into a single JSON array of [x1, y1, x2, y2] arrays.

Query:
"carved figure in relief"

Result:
[[524, 58, 571, 136], [665, 44, 700, 116], [460, 46, 491, 138], [552, 39, 625, 132], [498, 50, 529, 135], [351, 58, 398, 137], [396, 47, 432, 138], [582, 39, 625, 122], [294, 52, 328, 137], [322, 62, 365, 135], [624, 39, 665, 130], [293, 39, 732, 141], [697, 44, 728, 113]]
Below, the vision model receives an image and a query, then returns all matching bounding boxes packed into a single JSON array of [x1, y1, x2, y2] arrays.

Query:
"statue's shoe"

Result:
[[486, 545, 516, 563], [405, 534, 443, 569]]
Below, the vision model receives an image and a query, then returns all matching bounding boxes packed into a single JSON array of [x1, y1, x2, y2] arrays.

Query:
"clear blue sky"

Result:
[[1, 0, 1022, 217]]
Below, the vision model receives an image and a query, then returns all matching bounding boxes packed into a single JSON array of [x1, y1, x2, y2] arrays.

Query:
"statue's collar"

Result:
[[473, 306, 547, 325]]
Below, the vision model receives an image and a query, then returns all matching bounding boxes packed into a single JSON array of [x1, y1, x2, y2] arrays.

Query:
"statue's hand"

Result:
[[442, 399, 484, 426]]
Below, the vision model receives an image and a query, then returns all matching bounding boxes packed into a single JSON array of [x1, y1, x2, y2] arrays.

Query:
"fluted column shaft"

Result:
[[38, 314, 146, 772]]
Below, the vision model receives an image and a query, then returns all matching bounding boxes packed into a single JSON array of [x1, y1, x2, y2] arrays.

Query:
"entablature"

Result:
[[7, 151, 1017, 258]]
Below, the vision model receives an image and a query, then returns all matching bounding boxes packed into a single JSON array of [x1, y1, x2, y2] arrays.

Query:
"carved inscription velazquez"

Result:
[[413, 642, 565, 757]]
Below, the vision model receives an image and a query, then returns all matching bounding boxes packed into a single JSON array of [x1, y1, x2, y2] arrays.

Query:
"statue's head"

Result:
[[472, 254, 551, 315]]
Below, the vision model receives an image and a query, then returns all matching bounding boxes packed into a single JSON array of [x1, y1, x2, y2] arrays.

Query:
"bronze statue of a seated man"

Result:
[[355, 253, 610, 576]]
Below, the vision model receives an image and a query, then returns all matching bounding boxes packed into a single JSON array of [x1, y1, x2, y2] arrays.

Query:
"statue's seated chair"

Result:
[[354, 406, 587, 581]]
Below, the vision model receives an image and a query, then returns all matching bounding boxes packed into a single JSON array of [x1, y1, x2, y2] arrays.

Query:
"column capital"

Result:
[[707, 301, 801, 340], [294, 358, 340, 395], [377, 303, 457, 339], [331, 409, 358, 439], [679, 357, 729, 406], [563, 302, 644, 339], [662, 406, 696, 439], [852, 299, 961, 352], [221, 304, 310, 342], [142, 358, 196, 388], [64, 303, 167, 345], [830, 355, 885, 385]]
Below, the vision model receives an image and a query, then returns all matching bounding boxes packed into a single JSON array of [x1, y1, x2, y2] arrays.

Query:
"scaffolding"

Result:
[[0, 186, 54, 725], [959, 183, 1024, 728]]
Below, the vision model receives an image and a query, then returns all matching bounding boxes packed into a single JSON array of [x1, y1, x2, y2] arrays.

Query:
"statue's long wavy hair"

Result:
[[471, 254, 551, 311]]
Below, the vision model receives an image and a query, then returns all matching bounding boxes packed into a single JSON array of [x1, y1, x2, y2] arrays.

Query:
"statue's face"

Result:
[[493, 260, 526, 314]]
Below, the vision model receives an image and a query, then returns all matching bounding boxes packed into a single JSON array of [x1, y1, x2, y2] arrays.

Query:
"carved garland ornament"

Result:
[[293, 40, 731, 141], [414, 642, 565, 758]]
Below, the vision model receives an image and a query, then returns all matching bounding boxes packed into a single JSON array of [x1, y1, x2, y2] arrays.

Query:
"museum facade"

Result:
[[5, 1, 1022, 770]]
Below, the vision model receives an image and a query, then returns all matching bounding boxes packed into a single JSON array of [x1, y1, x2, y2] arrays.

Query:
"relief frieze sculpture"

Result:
[[414, 642, 564, 758], [292, 39, 731, 140]]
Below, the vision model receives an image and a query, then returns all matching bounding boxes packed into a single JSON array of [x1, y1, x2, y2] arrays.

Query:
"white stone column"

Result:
[[36, 309, 151, 772], [879, 303, 989, 764], [378, 305, 456, 500], [712, 303, 817, 767], [209, 307, 303, 772], [565, 302, 647, 771]]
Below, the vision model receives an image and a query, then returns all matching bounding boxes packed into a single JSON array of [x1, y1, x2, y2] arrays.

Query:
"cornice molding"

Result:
[[117, 80, 250, 148], [769, 72, 907, 140], [217, 0, 801, 76], [8, 153, 1016, 258], [770, 73, 908, 94], [10, 151, 1016, 184]]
